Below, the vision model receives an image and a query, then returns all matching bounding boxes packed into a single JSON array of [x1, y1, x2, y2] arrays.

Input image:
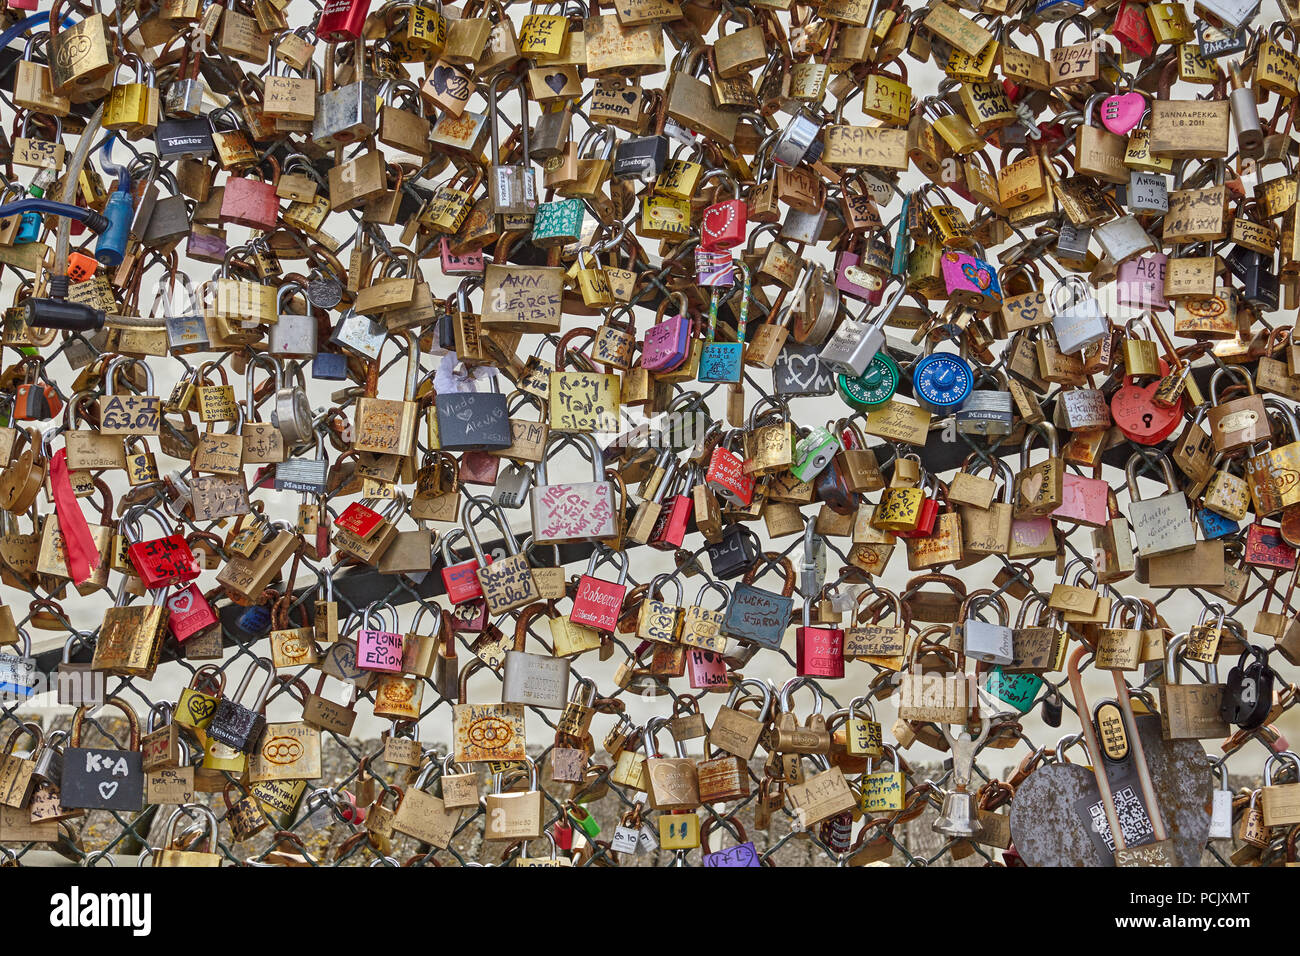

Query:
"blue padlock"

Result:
[[1198, 508, 1239, 540], [237, 603, 273, 634], [312, 351, 350, 380], [697, 262, 750, 385]]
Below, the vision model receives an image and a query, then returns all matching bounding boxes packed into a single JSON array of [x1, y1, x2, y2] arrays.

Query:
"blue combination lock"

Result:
[[911, 327, 974, 415]]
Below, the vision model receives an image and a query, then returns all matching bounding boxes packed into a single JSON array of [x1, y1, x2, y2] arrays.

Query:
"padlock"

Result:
[[207, 658, 276, 754]]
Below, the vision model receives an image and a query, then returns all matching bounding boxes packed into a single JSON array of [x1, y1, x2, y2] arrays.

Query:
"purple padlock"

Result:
[[1117, 253, 1167, 311], [643, 306, 692, 372]]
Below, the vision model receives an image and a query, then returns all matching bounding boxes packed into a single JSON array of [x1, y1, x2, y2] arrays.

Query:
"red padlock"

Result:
[[700, 172, 748, 251], [220, 167, 279, 231], [1111, 0, 1156, 57], [440, 529, 490, 604], [648, 467, 694, 551], [451, 598, 489, 636], [795, 602, 846, 678], [895, 476, 940, 539], [127, 510, 202, 589], [12, 358, 63, 421], [705, 436, 755, 506], [317, 0, 372, 41], [686, 647, 729, 690], [1111, 361, 1184, 445], [166, 582, 219, 642], [571, 548, 629, 633], [1244, 522, 1297, 571]]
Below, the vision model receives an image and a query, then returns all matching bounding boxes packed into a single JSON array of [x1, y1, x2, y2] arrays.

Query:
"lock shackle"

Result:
[[104, 355, 155, 396], [534, 433, 606, 486], [693, 579, 731, 611], [70, 697, 140, 751], [1019, 421, 1059, 469], [648, 572, 683, 606], [1195, 602, 1227, 631], [162, 804, 220, 853], [1263, 751, 1300, 786], [777, 675, 823, 715], [846, 694, 877, 723], [146, 701, 174, 733], [492, 753, 539, 793], [1124, 449, 1179, 500], [583, 542, 628, 584], [361, 600, 400, 635], [407, 600, 444, 638], [228, 657, 276, 713], [1209, 364, 1255, 404], [2, 720, 42, 758]]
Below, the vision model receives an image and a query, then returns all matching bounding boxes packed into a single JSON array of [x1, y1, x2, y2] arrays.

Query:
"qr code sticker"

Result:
[[1087, 786, 1156, 852]]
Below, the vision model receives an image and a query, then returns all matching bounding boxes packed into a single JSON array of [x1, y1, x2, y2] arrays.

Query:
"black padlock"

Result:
[[613, 132, 668, 183], [207, 657, 275, 753], [154, 117, 215, 161], [814, 456, 858, 516], [707, 525, 758, 579], [1221, 645, 1275, 730], [1224, 247, 1279, 313]]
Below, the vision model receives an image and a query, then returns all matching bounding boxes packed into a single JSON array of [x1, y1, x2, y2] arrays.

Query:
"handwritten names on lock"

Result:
[[357, 629, 404, 672], [844, 625, 905, 658], [97, 394, 160, 436], [130, 534, 200, 586], [191, 474, 250, 522], [688, 649, 728, 689], [249, 722, 321, 781], [640, 599, 679, 644], [682, 607, 725, 652], [479, 554, 538, 614], [535, 481, 615, 541], [723, 585, 791, 650], [63, 747, 144, 812]]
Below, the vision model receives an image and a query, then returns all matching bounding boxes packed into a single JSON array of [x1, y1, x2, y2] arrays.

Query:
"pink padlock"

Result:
[[687, 648, 729, 690], [1117, 253, 1167, 311], [1010, 516, 1055, 555], [941, 248, 1002, 312], [642, 297, 692, 372], [167, 583, 220, 643], [356, 602, 404, 673], [1052, 473, 1111, 529], [439, 237, 484, 275], [441, 529, 490, 604]]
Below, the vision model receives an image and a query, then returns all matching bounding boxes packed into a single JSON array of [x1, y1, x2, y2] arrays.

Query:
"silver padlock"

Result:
[[312, 69, 378, 151], [771, 109, 823, 167], [962, 595, 1014, 666], [271, 361, 314, 445], [1093, 214, 1156, 267], [329, 308, 387, 361], [502, 649, 570, 711], [492, 461, 534, 510], [275, 428, 330, 493], [818, 279, 904, 377], [1055, 222, 1091, 262], [1055, 386, 1110, 431], [1209, 764, 1233, 840], [780, 205, 828, 245], [1127, 170, 1168, 214], [270, 282, 318, 360], [956, 370, 1015, 436], [1049, 275, 1108, 354], [1125, 452, 1197, 558]]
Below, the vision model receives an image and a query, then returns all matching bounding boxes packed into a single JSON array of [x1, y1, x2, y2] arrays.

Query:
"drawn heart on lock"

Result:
[[168, 591, 193, 614], [1020, 472, 1044, 503], [98, 781, 119, 801], [544, 73, 567, 95], [961, 262, 993, 290], [186, 695, 217, 723], [651, 764, 695, 804], [1100, 91, 1145, 136], [431, 64, 453, 93], [783, 351, 821, 389]]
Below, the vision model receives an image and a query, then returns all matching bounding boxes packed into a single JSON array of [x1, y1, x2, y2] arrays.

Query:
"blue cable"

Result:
[[0, 198, 106, 230], [0, 12, 76, 52]]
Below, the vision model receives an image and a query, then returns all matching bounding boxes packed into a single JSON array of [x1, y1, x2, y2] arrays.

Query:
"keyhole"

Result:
[[1142, 412, 1153, 429]]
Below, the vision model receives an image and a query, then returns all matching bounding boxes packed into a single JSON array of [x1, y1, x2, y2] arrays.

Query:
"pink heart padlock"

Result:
[[1100, 92, 1145, 136]]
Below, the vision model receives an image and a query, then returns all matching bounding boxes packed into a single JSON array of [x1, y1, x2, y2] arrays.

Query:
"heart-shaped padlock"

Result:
[[1100, 91, 1146, 136]]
